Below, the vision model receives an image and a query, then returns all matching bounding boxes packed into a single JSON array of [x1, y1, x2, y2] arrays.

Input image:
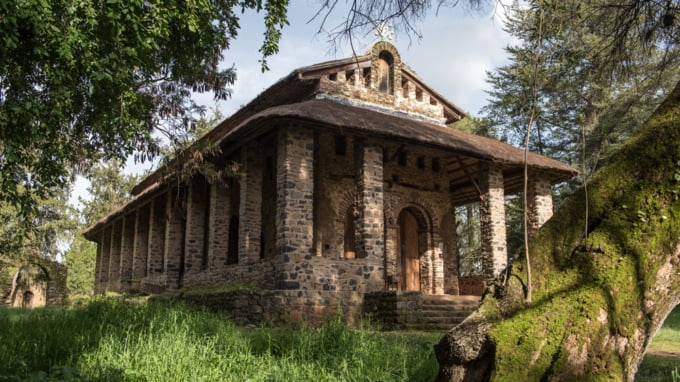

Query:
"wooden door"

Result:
[[399, 210, 420, 291]]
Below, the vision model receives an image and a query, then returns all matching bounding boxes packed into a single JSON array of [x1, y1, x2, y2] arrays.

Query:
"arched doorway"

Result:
[[22, 291, 34, 308], [10, 264, 48, 308], [398, 209, 421, 291]]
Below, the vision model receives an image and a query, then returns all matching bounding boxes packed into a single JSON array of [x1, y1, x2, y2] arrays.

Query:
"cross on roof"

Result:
[[374, 20, 394, 41]]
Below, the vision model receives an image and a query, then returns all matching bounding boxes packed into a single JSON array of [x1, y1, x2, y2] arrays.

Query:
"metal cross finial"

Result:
[[374, 20, 394, 41]]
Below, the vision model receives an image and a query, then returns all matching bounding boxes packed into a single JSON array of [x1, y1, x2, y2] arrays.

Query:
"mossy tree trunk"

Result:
[[435, 81, 680, 381]]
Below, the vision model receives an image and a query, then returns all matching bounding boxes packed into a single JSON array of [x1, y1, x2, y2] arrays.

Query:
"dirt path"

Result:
[[645, 349, 680, 360]]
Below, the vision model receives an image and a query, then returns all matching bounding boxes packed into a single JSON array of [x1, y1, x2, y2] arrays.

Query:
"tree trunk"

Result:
[[435, 81, 680, 381]]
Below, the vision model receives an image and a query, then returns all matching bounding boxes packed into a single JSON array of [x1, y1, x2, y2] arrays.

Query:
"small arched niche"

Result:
[[377, 51, 394, 94], [369, 41, 402, 97]]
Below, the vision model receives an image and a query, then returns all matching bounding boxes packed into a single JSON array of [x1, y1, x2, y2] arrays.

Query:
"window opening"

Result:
[[417, 156, 425, 170], [227, 215, 239, 265], [344, 206, 356, 259], [335, 135, 347, 156], [432, 158, 441, 172], [398, 151, 407, 167]]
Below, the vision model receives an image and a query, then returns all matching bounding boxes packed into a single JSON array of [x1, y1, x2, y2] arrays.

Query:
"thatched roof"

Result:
[[85, 43, 577, 238]]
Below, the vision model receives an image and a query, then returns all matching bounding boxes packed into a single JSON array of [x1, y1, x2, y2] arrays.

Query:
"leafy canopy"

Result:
[[0, 0, 289, 218]]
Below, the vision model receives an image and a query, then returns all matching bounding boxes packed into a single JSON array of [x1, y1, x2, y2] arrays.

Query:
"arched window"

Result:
[[344, 206, 356, 259], [377, 51, 394, 95]]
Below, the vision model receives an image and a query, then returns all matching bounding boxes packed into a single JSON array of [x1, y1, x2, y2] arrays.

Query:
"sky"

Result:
[[71, 1, 515, 207], [214, 1, 513, 117]]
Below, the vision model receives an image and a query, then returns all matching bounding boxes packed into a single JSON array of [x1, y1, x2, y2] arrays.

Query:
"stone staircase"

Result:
[[363, 292, 481, 332], [406, 295, 481, 331]]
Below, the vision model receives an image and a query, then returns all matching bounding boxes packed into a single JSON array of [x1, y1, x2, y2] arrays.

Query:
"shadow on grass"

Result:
[[636, 354, 679, 382]]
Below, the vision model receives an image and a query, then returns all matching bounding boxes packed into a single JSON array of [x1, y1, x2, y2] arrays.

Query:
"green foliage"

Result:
[[79, 160, 139, 227], [0, 0, 289, 224], [0, 298, 439, 381], [63, 236, 96, 297], [483, 0, 680, 175], [0, 186, 77, 260]]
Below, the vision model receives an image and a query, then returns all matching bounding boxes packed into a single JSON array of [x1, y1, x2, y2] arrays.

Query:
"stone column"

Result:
[[208, 183, 230, 269], [108, 221, 122, 291], [184, 176, 209, 275], [356, 140, 384, 260], [239, 144, 263, 264], [275, 127, 315, 289], [479, 163, 507, 280], [431, 231, 445, 295], [441, 211, 459, 295], [147, 194, 166, 276], [132, 204, 150, 282], [97, 230, 110, 294], [120, 213, 135, 291], [527, 176, 553, 235], [384, 223, 399, 290], [164, 187, 185, 289]]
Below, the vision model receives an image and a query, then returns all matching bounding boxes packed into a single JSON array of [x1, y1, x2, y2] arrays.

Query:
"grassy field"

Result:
[[0, 297, 439, 381], [0, 298, 677, 381], [636, 306, 680, 382]]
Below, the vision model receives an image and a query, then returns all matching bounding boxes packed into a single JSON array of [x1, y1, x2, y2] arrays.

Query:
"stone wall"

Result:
[[91, 125, 560, 302], [0, 256, 67, 307], [363, 291, 422, 329], [160, 289, 364, 326], [458, 276, 486, 296]]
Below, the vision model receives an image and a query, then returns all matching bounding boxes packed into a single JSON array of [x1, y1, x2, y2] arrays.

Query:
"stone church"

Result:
[[84, 42, 576, 325]]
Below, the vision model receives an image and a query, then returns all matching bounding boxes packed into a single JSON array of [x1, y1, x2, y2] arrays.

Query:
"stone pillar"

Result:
[[479, 163, 507, 280], [432, 231, 445, 295], [108, 221, 122, 291], [239, 144, 263, 264], [208, 183, 230, 269], [96, 230, 110, 294], [164, 188, 185, 289], [275, 127, 315, 289], [93, 238, 102, 293], [527, 176, 553, 235], [184, 176, 209, 275], [132, 204, 150, 281], [384, 223, 399, 290], [147, 194, 166, 276], [356, 140, 384, 260], [441, 211, 459, 295], [120, 213, 135, 291]]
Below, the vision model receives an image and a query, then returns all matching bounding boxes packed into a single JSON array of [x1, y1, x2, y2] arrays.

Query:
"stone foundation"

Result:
[[157, 289, 364, 326]]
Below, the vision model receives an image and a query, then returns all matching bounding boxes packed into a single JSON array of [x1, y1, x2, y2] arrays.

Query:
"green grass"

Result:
[[4, 298, 675, 381], [636, 306, 680, 382], [0, 297, 440, 381]]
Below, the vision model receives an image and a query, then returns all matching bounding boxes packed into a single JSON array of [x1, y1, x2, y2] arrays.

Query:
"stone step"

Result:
[[419, 304, 478, 312], [420, 295, 481, 306], [418, 310, 472, 319], [418, 316, 468, 324], [400, 322, 464, 332]]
